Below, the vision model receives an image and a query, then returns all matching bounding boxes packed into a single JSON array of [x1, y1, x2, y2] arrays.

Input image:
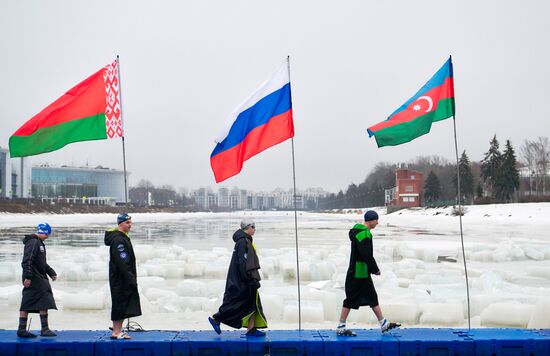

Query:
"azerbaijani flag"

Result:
[[367, 57, 455, 147], [210, 62, 294, 183], [9, 60, 123, 157]]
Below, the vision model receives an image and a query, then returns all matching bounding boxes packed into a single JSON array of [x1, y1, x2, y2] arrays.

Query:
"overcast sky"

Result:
[[1, 1, 548, 193]]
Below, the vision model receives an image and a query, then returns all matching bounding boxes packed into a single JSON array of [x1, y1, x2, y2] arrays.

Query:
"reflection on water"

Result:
[[0, 223, 232, 262], [0, 214, 353, 263], [0, 212, 461, 264]]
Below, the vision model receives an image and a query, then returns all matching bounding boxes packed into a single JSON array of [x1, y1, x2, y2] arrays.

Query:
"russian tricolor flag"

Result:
[[210, 62, 294, 183]]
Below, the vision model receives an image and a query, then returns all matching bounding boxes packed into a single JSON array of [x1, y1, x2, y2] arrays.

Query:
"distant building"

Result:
[[386, 169, 423, 208], [0, 147, 11, 198], [0, 147, 31, 198], [31, 165, 126, 205], [190, 186, 327, 210], [0, 147, 126, 203], [218, 187, 230, 208], [192, 187, 218, 209]]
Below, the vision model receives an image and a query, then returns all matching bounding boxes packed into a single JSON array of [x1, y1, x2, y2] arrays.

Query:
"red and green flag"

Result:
[[367, 57, 455, 147], [9, 60, 123, 157]]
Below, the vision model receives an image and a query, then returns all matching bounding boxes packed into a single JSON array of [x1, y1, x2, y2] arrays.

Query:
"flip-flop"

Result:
[[245, 328, 266, 337], [208, 317, 221, 335], [110, 332, 132, 339]]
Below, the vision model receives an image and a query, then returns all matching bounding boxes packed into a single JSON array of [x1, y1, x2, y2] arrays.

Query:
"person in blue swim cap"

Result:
[[18, 223, 58, 338]]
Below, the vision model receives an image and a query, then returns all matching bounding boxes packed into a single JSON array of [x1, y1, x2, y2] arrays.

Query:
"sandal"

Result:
[[336, 328, 357, 337], [208, 317, 221, 335], [17, 330, 37, 338], [110, 332, 132, 339], [40, 329, 57, 337]]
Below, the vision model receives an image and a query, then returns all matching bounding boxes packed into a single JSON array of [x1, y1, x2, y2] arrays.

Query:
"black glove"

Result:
[[249, 279, 261, 289]]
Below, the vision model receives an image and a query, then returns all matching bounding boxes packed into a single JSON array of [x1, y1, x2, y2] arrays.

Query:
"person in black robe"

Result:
[[209, 219, 267, 337], [336, 210, 400, 336], [18, 223, 57, 338], [104, 213, 141, 339]]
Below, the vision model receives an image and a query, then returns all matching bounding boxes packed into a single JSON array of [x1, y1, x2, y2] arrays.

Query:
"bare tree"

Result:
[[533, 137, 550, 195], [137, 179, 154, 189], [520, 139, 537, 195]]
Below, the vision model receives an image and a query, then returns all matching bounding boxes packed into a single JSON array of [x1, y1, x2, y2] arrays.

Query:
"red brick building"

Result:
[[385, 169, 424, 207]]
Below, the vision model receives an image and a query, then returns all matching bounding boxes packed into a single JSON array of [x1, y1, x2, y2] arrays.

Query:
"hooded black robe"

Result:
[[213, 229, 267, 329], [20, 234, 57, 312], [104, 228, 142, 321], [343, 224, 380, 309]]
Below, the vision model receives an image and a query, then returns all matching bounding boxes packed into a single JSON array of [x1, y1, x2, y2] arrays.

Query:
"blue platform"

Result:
[[1, 328, 549, 356]]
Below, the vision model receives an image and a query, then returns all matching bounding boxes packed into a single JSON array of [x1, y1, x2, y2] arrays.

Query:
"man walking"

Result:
[[18, 223, 57, 338], [104, 213, 141, 339], [336, 210, 400, 336], [209, 220, 267, 337]]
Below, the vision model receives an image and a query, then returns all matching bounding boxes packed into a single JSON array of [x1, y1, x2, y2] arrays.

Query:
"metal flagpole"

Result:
[[287, 55, 302, 330], [20, 157, 24, 198], [117, 55, 130, 331], [450, 56, 471, 330], [116, 55, 129, 206]]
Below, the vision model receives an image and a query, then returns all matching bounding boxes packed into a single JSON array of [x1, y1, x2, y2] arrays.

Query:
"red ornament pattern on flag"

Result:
[[103, 60, 123, 138]]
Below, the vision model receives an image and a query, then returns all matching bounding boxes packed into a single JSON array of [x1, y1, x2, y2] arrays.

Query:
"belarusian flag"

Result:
[[367, 57, 455, 147], [9, 60, 123, 157]]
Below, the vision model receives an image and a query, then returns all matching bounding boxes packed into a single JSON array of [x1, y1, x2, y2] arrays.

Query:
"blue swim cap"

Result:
[[117, 213, 131, 225], [37, 223, 52, 235]]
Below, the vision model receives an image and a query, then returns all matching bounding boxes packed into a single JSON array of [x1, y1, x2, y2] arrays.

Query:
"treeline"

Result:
[[318, 135, 550, 209], [317, 156, 472, 209], [127, 136, 549, 210], [129, 180, 192, 207]]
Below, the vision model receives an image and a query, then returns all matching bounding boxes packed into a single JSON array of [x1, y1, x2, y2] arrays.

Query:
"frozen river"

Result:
[[0, 204, 549, 331]]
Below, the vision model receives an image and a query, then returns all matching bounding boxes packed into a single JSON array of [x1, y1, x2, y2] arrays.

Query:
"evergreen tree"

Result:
[[336, 190, 345, 209], [497, 140, 520, 202], [424, 170, 442, 205], [452, 151, 474, 203], [357, 182, 369, 207], [345, 183, 359, 208], [370, 182, 385, 206], [319, 193, 337, 210], [480, 135, 503, 198], [476, 183, 483, 198]]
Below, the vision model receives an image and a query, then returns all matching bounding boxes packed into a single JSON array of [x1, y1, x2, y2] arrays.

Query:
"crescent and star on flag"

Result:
[[411, 95, 433, 112]]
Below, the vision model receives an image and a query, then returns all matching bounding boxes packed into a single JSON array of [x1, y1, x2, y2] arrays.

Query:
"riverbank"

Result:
[[0, 199, 196, 214]]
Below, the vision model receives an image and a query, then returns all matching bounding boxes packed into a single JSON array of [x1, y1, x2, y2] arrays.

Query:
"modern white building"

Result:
[[31, 165, 126, 204], [0, 146, 126, 203]]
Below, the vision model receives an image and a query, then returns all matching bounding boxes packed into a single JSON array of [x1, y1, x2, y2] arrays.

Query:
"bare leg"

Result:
[[112, 320, 123, 336], [19, 311, 29, 318], [339, 307, 351, 323], [372, 305, 384, 321], [247, 313, 256, 332]]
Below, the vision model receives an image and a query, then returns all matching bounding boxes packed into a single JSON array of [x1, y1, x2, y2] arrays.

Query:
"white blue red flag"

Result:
[[210, 62, 294, 183]]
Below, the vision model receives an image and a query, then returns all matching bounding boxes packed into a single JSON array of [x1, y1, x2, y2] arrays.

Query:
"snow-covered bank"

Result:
[[0, 203, 549, 330]]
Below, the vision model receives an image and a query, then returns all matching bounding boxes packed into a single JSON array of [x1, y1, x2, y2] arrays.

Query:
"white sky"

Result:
[[0, 0, 548, 192]]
